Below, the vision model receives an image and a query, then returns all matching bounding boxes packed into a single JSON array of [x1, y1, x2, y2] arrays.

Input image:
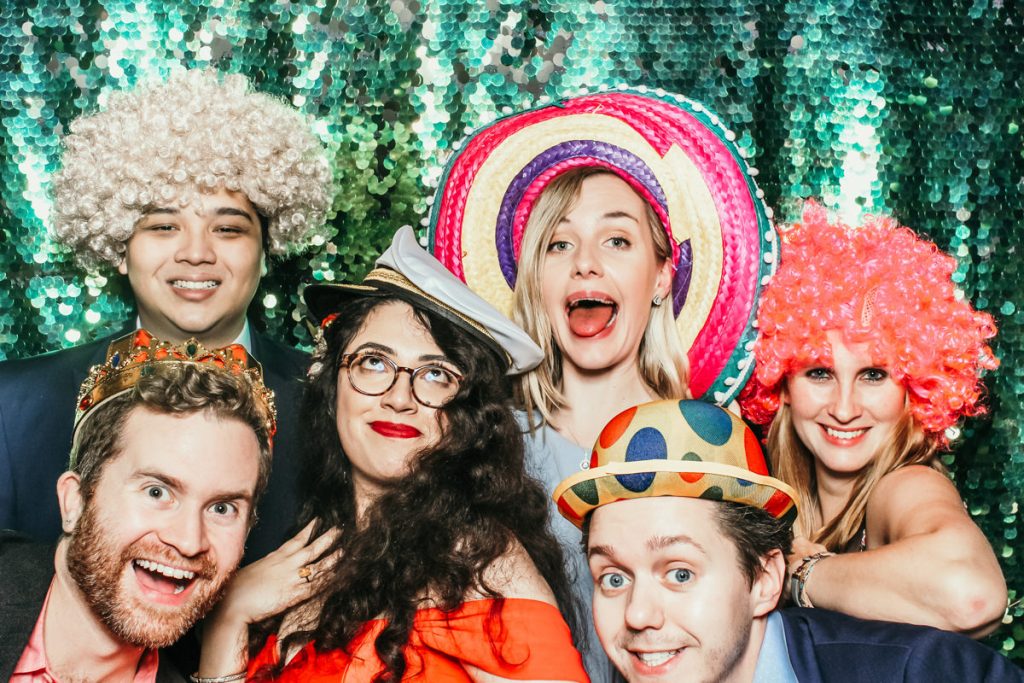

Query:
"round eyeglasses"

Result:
[[339, 352, 463, 408]]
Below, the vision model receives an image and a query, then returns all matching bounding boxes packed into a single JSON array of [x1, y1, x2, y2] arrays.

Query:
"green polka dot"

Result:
[[573, 479, 599, 505], [699, 486, 724, 501]]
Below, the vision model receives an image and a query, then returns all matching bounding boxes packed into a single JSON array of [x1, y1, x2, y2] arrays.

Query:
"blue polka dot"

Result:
[[614, 427, 667, 492], [736, 478, 753, 487], [615, 471, 656, 492], [678, 400, 732, 446], [625, 427, 668, 462]]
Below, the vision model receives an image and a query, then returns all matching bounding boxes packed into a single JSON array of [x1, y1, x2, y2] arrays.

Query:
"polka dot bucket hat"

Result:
[[553, 399, 798, 529]]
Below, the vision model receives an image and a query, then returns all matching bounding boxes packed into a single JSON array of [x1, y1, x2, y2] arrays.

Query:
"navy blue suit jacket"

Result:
[[780, 607, 1022, 681], [0, 327, 308, 562]]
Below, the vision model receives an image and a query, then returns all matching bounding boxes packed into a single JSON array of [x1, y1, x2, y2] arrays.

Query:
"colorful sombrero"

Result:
[[428, 87, 777, 405], [553, 399, 798, 529]]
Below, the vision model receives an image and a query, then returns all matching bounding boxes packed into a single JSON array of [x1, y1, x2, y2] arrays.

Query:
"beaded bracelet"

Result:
[[188, 672, 247, 683], [790, 551, 834, 608]]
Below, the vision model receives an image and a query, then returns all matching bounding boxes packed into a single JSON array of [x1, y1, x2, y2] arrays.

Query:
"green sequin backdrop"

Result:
[[1, 0, 1022, 658]]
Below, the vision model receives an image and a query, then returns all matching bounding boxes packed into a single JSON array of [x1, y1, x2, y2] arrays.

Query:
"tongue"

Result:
[[568, 304, 615, 338], [134, 565, 185, 595]]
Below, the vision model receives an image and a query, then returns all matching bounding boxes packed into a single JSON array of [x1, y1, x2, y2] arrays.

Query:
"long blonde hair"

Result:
[[768, 402, 943, 550], [511, 167, 689, 425]]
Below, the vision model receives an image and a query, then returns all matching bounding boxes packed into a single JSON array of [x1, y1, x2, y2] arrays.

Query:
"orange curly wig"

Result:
[[740, 201, 998, 442]]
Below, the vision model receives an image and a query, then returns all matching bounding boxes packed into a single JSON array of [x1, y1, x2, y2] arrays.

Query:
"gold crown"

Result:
[[72, 330, 277, 458]]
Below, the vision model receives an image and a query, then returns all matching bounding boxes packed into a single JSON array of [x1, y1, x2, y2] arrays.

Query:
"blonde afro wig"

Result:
[[740, 201, 998, 441], [52, 69, 334, 268]]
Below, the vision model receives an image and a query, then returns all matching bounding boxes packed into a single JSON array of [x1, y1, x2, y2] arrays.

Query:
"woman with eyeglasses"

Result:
[[194, 228, 587, 683]]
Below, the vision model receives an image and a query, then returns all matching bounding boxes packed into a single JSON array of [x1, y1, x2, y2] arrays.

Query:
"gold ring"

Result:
[[298, 566, 312, 582]]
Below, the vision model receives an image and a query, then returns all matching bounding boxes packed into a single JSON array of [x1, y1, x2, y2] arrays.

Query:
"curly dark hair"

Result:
[[252, 295, 581, 681]]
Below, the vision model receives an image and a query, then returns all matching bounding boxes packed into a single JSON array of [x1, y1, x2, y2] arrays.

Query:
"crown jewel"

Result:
[[73, 330, 277, 449]]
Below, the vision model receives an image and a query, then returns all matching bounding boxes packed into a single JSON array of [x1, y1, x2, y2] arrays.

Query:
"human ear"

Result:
[[56, 472, 85, 534], [117, 257, 129, 276], [653, 257, 673, 302], [751, 548, 786, 617]]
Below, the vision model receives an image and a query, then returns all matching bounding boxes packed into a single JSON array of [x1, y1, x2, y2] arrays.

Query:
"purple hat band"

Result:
[[496, 141, 691, 314]]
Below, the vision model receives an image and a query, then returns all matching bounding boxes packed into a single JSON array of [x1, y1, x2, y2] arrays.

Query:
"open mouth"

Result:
[[133, 559, 197, 596], [566, 296, 618, 338], [631, 648, 683, 668], [171, 280, 219, 290]]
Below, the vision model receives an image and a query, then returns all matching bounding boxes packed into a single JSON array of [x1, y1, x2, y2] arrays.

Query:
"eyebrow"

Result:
[[131, 470, 253, 505], [588, 544, 621, 561], [588, 534, 705, 560], [140, 206, 257, 222], [559, 210, 640, 225], [350, 342, 454, 365], [647, 534, 705, 554]]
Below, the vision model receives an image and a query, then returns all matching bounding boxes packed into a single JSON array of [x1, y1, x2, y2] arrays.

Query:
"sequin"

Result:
[[0, 0, 1020, 661]]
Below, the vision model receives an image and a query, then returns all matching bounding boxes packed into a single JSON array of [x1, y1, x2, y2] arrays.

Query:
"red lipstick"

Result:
[[370, 421, 422, 438]]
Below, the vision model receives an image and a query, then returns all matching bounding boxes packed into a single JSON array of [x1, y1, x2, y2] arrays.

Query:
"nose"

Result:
[[157, 506, 210, 558], [571, 241, 603, 279], [827, 380, 864, 424], [381, 369, 417, 413], [175, 226, 216, 265], [623, 579, 665, 632]]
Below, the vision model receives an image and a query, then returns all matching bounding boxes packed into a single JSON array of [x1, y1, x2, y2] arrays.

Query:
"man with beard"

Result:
[[553, 399, 1021, 683], [0, 330, 276, 682]]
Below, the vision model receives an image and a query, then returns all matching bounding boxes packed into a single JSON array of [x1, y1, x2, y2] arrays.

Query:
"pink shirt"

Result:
[[12, 580, 160, 683]]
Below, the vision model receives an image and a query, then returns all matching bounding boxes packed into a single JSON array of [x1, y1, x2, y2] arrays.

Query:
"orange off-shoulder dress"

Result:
[[247, 598, 589, 682]]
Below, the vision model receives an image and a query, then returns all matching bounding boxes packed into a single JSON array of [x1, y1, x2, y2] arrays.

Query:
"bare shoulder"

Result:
[[868, 464, 970, 540], [872, 464, 962, 505], [466, 539, 557, 605]]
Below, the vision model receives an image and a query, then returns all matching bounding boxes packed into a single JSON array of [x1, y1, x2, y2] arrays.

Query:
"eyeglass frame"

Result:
[[338, 351, 464, 408]]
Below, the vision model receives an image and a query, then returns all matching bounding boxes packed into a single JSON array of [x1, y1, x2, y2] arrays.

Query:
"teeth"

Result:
[[635, 650, 680, 666], [825, 427, 866, 440], [567, 297, 615, 309], [173, 280, 218, 290], [136, 559, 195, 581]]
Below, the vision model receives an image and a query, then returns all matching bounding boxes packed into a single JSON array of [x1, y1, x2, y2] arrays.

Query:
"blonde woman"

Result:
[[741, 201, 1007, 637], [429, 89, 776, 681]]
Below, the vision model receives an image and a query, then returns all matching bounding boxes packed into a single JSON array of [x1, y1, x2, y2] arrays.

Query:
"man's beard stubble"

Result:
[[64, 501, 231, 649]]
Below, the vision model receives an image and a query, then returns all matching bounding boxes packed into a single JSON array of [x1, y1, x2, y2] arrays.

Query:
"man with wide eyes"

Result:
[[553, 399, 1022, 683], [0, 332, 276, 681], [0, 69, 334, 560]]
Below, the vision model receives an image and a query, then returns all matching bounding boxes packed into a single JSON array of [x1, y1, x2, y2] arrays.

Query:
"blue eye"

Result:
[[598, 572, 631, 590], [667, 568, 692, 584], [547, 240, 572, 252], [606, 236, 630, 248]]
